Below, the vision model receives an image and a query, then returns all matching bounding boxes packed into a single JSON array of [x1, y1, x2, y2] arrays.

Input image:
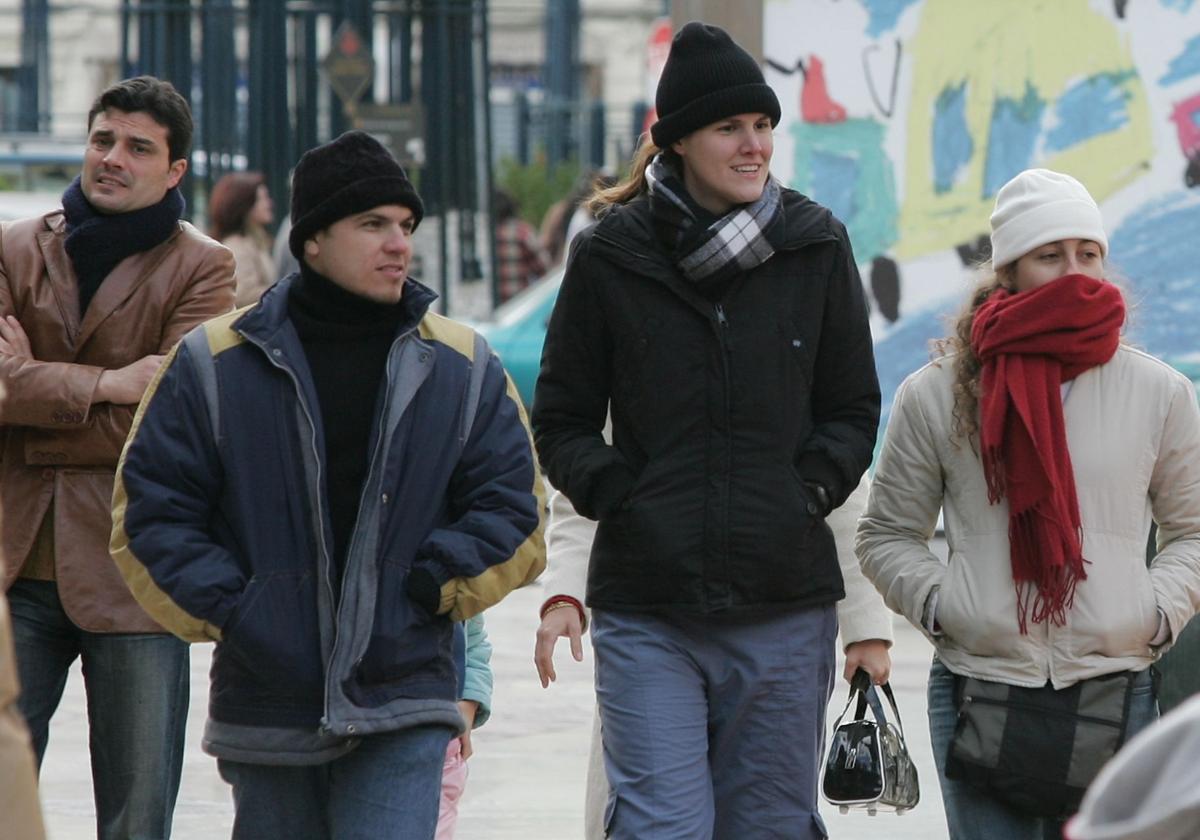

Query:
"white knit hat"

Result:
[[989, 169, 1108, 269]]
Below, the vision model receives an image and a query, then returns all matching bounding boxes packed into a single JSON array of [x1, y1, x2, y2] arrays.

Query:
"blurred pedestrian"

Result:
[[534, 475, 892, 839], [435, 614, 493, 840], [494, 187, 548, 303], [209, 171, 277, 306], [531, 21, 881, 839], [540, 170, 608, 267], [0, 560, 46, 840], [273, 213, 300, 282], [111, 130, 544, 839], [562, 172, 617, 254], [1066, 693, 1200, 840], [0, 75, 235, 840], [858, 168, 1200, 839]]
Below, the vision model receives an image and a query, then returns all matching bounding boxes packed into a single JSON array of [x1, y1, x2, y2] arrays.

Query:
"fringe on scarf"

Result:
[[1009, 508, 1088, 634]]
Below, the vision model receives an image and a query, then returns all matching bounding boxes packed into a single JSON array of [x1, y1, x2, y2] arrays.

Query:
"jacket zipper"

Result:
[[254, 344, 340, 733], [715, 303, 733, 601], [962, 694, 1123, 728], [323, 337, 410, 736]]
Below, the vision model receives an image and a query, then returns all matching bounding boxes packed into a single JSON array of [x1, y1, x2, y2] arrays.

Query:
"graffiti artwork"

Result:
[[765, 0, 1200, 436]]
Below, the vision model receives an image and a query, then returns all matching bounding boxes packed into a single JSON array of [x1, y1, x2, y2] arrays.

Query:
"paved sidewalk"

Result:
[[39, 578, 950, 839]]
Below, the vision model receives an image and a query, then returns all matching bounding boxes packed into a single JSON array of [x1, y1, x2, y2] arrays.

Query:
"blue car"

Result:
[[476, 268, 564, 407]]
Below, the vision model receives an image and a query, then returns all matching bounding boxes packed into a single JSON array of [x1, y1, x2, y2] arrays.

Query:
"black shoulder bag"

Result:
[[945, 669, 1137, 818]]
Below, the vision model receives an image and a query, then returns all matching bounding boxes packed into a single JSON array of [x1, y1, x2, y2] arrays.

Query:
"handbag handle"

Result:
[[848, 667, 910, 742], [829, 667, 879, 732]]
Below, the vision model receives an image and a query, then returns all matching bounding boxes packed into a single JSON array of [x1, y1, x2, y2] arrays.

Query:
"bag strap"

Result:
[[830, 668, 870, 731], [876, 680, 909, 741], [844, 667, 911, 742]]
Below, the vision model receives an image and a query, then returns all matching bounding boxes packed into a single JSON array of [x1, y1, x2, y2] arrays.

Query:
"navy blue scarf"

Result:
[[61, 176, 184, 315]]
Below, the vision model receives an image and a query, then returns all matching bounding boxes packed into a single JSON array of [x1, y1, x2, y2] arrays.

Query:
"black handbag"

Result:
[[945, 669, 1137, 819], [822, 668, 920, 815]]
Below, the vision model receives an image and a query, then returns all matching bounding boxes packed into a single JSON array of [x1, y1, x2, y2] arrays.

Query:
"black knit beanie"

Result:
[[289, 130, 425, 260], [650, 22, 781, 149]]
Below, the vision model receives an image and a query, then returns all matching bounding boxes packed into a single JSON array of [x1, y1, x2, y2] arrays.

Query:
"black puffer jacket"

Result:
[[532, 189, 880, 614]]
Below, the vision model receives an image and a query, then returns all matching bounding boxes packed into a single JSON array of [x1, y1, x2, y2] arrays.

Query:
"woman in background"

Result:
[[209, 171, 276, 306], [435, 614, 492, 840]]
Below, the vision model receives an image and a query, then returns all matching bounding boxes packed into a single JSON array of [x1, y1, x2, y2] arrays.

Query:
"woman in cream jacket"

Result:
[[857, 169, 1200, 840]]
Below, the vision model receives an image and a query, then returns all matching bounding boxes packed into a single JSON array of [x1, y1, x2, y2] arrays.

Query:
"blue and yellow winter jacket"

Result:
[[111, 276, 544, 764]]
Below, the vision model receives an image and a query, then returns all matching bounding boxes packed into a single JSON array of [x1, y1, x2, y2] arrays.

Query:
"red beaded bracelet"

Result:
[[539, 594, 585, 627]]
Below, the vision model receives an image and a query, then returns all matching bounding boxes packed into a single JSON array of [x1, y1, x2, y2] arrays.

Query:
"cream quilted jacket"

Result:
[[858, 345, 1200, 688]]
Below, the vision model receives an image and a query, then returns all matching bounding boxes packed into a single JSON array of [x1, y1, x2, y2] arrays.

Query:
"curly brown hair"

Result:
[[933, 264, 1016, 446]]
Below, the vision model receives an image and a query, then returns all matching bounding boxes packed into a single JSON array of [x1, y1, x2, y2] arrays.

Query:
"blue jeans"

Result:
[[218, 724, 454, 840], [591, 605, 837, 840], [8, 578, 189, 840], [927, 658, 1158, 840]]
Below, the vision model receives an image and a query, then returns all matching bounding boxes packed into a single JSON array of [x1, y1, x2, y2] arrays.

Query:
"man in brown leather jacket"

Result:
[[0, 76, 234, 839]]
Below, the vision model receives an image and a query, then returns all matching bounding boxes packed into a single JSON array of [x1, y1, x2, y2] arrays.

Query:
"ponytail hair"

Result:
[[586, 139, 680, 217]]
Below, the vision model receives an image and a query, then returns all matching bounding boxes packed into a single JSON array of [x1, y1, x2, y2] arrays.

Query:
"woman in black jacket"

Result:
[[531, 22, 884, 840]]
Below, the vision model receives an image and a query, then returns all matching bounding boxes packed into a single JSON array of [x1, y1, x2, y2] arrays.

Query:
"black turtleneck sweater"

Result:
[[288, 265, 408, 589]]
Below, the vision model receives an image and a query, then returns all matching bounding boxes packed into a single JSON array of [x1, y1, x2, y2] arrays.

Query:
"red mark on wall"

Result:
[[801, 56, 848, 123], [1171, 92, 1200, 158]]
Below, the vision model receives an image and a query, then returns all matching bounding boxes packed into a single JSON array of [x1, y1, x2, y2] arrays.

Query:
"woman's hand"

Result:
[[534, 603, 584, 688], [843, 638, 892, 685]]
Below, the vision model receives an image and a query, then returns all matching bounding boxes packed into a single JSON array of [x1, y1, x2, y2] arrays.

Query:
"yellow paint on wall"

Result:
[[898, 0, 1152, 259]]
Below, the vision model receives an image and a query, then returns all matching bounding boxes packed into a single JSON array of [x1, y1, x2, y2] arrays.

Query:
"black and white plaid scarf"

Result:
[[645, 153, 783, 291]]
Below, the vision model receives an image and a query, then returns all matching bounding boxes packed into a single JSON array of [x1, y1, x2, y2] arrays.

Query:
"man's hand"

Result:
[[843, 638, 892, 685], [95, 355, 166, 405], [534, 604, 584, 688], [0, 315, 33, 359], [457, 700, 478, 760]]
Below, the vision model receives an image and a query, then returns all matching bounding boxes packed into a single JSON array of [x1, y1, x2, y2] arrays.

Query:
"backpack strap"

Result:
[[182, 326, 221, 443], [459, 331, 490, 449]]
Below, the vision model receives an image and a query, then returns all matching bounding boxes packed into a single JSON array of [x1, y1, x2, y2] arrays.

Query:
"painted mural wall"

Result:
[[764, 0, 1200, 432]]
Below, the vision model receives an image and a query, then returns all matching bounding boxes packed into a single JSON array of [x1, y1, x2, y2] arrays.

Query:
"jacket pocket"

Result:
[[789, 466, 824, 519], [1069, 555, 1160, 658], [357, 560, 454, 685], [933, 551, 1013, 657], [611, 315, 661, 415], [221, 569, 323, 696], [779, 315, 815, 396]]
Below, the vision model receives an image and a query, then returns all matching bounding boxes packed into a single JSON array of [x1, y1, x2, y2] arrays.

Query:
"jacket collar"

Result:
[[37, 210, 185, 350], [234, 271, 438, 350]]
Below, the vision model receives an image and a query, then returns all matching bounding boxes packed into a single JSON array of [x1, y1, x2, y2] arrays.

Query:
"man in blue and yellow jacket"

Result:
[[110, 131, 545, 839]]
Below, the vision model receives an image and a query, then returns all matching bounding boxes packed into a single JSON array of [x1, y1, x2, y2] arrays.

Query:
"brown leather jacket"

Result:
[[0, 209, 235, 633]]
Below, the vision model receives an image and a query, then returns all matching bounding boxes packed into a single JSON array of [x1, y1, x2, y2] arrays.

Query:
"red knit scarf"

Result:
[[970, 274, 1125, 632]]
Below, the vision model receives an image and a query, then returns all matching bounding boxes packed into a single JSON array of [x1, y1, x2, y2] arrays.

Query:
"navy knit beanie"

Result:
[[289, 130, 424, 259], [650, 22, 781, 149]]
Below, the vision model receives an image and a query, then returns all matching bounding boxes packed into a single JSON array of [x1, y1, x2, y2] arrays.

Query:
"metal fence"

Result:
[[489, 87, 611, 171], [9, 0, 497, 310], [6, 0, 637, 310]]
